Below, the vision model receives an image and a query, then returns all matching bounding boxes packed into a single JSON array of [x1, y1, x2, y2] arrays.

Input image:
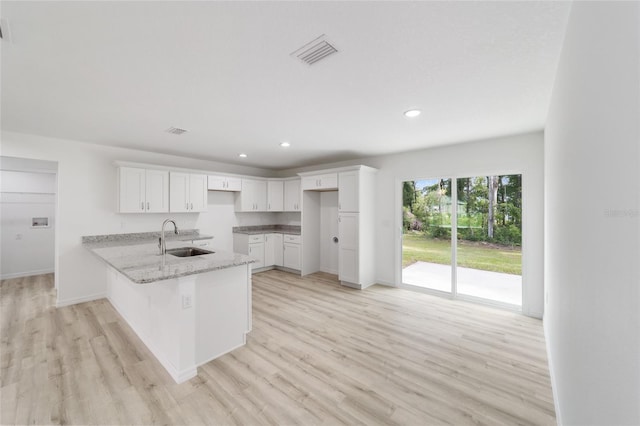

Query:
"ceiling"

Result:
[[1, 1, 571, 170]]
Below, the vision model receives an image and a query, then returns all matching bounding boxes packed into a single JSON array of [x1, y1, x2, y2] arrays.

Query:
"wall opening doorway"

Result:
[[0, 156, 59, 289], [401, 174, 522, 309]]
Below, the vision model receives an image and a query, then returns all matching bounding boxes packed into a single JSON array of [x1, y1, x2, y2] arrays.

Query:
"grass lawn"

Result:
[[402, 232, 522, 275]]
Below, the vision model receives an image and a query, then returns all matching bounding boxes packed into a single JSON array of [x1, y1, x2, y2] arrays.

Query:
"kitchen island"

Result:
[[83, 230, 254, 383]]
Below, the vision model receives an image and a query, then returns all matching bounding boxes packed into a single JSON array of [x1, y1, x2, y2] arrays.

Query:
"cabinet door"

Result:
[[284, 179, 301, 211], [226, 177, 242, 191], [283, 243, 301, 270], [318, 173, 338, 190], [169, 172, 190, 212], [207, 175, 226, 191], [119, 167, 146, 213], [189, 174, 208, 212], [338, 171, 359, 212], [272, 234, 283, 266], [248, 242, 265, 270], [145, 169, 169, 213], [301, 176, 318, 190], [267, 181, 284, 212], [338, 213, 359, 283], [254, 180, 268, 211], [264, 234, 275, 267]]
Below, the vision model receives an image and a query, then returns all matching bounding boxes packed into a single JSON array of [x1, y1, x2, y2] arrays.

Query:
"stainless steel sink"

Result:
[[166, 247, 214, 257]]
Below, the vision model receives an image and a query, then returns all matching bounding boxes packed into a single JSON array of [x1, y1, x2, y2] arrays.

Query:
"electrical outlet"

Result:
[[182, 295, 193, 309], [15, 233, 22, 240]]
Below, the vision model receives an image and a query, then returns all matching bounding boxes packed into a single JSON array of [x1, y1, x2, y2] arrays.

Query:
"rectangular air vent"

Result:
[[291, 35, 338, 66], [0, 18, 12, 42], [165, 127, 187, 135]]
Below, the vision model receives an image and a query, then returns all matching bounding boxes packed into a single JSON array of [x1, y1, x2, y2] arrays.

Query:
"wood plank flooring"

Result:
[[1, 270, 556, 425]]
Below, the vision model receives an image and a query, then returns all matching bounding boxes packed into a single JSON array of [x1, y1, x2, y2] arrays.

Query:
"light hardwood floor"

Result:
[[1, 270, 555, 425]]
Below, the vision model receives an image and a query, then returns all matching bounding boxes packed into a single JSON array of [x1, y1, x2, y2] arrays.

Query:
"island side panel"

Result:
[[105, 266, 196, 383], [194, 264, 251, 366]]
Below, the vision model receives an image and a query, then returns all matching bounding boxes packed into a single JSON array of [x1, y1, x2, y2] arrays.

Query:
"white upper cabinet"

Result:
[[189, 174, 208, 212], [118, 167, 169, 213], [235, 179, 267, 212], [338, 171, 359, 212], [284, 179, 301, 212], [145, 169, 170, 213], [170, 172, 207, 212], [267, 180, 284, 212], [207, 175, 241, 192], [301, 173, 338, 191]]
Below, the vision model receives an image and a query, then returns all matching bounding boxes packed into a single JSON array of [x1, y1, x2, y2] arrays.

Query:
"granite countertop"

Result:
[[232, 225, 301, 235], [83, 230, 254, 284]]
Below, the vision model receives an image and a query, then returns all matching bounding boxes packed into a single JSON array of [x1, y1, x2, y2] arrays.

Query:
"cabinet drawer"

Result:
[[249, 234, 265, 243], [284, 234, 301, 244]]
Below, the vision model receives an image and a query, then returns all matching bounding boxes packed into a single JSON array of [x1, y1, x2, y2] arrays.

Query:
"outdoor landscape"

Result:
[[402, 175, 523, 275]]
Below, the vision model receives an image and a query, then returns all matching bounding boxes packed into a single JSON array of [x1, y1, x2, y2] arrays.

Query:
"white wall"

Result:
[[280, 131, 545, 317], [0, 131, 276, 305], [1, 164, 57, 279], [544, 2, 640, 425]]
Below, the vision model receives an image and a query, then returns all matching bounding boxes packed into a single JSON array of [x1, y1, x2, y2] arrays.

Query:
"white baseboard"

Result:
[[544, 318, 563, 425], [375, 279, 397, 287], [56, 292, 106, 307], [1, 268, 54, 281], [106, 295, 197, 384]]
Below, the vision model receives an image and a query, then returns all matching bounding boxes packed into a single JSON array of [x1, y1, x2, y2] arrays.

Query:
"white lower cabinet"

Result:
[[283, 234, 301, 270], [234, 233, 295, 272], [265, 233, 283, 267], [248, 242, 265, 270]]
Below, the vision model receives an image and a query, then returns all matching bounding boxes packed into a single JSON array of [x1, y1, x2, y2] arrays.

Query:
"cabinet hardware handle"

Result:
[[141, 202, 144, 210], [186, 203, 188, 210], [191, 203, 193, 210], [147, 202, 150, 210]]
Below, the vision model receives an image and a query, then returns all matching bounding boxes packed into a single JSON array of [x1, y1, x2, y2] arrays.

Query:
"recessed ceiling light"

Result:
[[404, 109, 421, 118], [238, 153, 248, 158], [279, 142, 291, 148]]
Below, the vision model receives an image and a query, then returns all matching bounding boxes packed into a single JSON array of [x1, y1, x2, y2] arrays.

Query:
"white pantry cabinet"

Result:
[[170, 172, 207, 213], [300, 165, 377, 288], [118, 167, 169, 213], [301, 173, 338, 191], [338, 213, 359, 284], [284, 179, 301, 211], [338, 170, 359, 212], [235, 179, 267, 212], [207, 175, 242, 192], [267, 180, 284, 212]]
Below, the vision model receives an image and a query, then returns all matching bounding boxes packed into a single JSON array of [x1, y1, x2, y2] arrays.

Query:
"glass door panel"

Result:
[[402, 178, 452, 293], [456, 176, 522, 306]]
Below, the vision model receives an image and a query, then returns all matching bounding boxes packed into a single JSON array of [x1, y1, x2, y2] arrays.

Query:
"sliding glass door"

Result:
[[401, 178, 452, 293], [401, 175, 522, 308]]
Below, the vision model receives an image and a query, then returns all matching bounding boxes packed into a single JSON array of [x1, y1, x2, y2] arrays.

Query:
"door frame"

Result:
[[395, 170, 526, 313]]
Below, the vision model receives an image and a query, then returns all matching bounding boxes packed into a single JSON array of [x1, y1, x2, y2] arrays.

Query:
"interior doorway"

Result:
[[401, 174, 523, 308], [0, 156, 58, 286]]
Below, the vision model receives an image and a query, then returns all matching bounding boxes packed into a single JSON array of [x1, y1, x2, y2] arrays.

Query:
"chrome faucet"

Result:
[[159, 219, 179, 255]]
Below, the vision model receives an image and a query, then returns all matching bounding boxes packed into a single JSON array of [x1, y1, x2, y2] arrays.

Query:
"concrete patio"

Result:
[[402, 261, 522, 306]]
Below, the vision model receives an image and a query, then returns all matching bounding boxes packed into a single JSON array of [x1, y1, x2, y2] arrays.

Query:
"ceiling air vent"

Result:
[[291, 35, 338, 66], [0, 18, 12, 42], [165, 127, 187, 135]]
